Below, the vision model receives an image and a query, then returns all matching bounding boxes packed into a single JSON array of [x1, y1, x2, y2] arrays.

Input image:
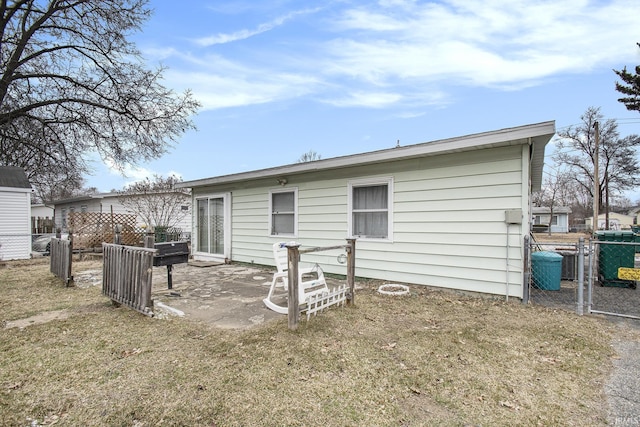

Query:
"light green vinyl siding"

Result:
[[197, 144, 527, 297]]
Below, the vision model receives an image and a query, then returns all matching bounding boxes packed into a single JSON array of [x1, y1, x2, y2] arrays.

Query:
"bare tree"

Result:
[[297, 150, 322, 163], [534, 165, 574, 235], [554, 107, 640, 223], [117, 175, 190, 230], [0, 1, 199, 190]]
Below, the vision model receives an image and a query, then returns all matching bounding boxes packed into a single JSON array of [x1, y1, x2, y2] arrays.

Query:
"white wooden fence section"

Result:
[[305, 284, 348, 320], [102, 243, 156, 316]]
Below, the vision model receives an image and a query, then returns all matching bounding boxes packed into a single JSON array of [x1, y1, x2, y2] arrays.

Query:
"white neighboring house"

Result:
[[586, 213, 636, 231], [178, 121, 555, 299], [532, 206, 571, 233], [0, 166, 32, 260], [31, 203, 54, 219], [51, 192, 191, 233]]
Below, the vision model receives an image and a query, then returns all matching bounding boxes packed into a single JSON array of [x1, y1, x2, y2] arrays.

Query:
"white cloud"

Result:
[[152, 0, 640, 111], [325, 0, 640, 89], [324, 91, 403, 108], [165, 68, 322, 110], [194, 8, 321, 46]]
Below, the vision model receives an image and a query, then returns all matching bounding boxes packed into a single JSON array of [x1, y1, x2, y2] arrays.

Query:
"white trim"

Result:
[[268, 187, 298, 238], [0, 186, 31, 193], [347, 176, 394, 242], [192, 192, 231, 262]]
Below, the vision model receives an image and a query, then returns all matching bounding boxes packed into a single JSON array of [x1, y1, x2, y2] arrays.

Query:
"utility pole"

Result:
[[593, 121, 600, 233]]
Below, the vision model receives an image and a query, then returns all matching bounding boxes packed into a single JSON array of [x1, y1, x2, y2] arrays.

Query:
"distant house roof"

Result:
[[0, 166, 31, 189], [178, 121, 555, 191], [51, 192, 117, 205], [532, 206, 572, 215]]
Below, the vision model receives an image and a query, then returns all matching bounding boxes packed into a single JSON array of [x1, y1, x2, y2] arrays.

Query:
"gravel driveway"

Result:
[[606, 318, 640, 426]]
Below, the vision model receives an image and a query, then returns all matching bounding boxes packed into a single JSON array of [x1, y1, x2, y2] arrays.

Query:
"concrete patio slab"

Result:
[[149, 262, 345, 329]]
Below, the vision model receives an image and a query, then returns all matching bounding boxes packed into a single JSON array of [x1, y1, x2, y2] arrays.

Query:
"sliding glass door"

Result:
[[197, 196, 225, 255]]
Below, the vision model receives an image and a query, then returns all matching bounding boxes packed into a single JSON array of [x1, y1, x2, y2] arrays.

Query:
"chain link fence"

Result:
[[526, 234, 640, 320], [588, 239, 640, 320], [525, 236, 585, 315]]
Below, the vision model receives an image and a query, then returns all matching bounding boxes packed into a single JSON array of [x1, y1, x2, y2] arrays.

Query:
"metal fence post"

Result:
[[587, 239, 594, 314], [286, 243, 301, 330], [577, 237, 584, 315], [522, 234, 530, 304]]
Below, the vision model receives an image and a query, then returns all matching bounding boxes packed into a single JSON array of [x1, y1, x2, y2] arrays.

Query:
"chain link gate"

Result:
[[587, 239, 640, 320], [524, 235, 585, 315]]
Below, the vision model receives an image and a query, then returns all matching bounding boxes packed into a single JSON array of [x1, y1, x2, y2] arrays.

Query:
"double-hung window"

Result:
[[270, 188, 297, 236], [349, 178, 393, 240]]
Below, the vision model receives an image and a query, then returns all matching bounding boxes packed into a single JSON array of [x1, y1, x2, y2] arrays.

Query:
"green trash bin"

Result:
[[531, 251, 563, 291], [595, 231, 636, 288]]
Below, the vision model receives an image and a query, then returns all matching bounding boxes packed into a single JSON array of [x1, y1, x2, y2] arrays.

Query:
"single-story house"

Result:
[[626, 206, 640, 225], [178, 121, 555, 298], [0, 166, 32, 260], [586, 213, 635, 231], [532, 206, 571, 233]]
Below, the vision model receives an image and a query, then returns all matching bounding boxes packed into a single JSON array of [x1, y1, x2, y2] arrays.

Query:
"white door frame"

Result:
[[192, 192, 231, 262]]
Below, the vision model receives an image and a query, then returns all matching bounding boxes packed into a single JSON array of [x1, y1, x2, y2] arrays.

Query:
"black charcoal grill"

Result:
[[153, 241, 189, 289]]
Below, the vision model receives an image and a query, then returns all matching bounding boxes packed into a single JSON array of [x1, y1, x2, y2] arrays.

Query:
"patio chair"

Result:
[[263, 242, 329, 314]]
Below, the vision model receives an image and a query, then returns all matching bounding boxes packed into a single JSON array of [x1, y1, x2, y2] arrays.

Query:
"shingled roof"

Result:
[[0, 166, 31, 189]]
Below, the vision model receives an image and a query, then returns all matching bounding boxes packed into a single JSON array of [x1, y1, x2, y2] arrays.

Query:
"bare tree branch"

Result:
[[0, 0, 200, 197]]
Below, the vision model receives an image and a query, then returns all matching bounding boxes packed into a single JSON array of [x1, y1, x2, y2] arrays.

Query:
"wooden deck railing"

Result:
[[50, 237, 73, 286], [102, 243, 156, 316]]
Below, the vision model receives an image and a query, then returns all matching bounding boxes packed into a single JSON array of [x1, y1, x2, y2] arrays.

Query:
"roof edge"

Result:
[[178, 121, 556, 188]]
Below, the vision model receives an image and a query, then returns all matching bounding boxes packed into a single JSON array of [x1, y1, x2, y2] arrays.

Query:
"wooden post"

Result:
[[66, 232, 74, 286], [346, 238, 356, 305], [286, 243, 301, 330], [144, 232, 155, 249], [114, 224, 123, 245]]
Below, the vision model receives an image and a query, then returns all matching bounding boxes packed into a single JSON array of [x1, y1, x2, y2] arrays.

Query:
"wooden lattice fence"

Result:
[[69, 212, 142, 249], [102, 243, 155, 316]]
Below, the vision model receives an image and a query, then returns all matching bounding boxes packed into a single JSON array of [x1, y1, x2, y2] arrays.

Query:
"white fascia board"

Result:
[[178, 121, 556, 189], [0, 186, 32, 193]]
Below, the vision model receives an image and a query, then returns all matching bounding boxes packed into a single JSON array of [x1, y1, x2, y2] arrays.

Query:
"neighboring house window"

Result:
[[348, 177, 393, 240], [80, 205, 87, 213], [61, 208, 67, 228], [551, 215, 558, 225], [534, 215, 542, 225], [270, 188, 297, 236]]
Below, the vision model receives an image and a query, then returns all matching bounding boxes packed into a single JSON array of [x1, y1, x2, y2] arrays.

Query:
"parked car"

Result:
[[32, 234, 69, 254], [32, 234, 54, 254]]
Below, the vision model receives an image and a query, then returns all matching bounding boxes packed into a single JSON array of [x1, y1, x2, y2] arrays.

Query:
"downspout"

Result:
[[521, 137, 535, 301]]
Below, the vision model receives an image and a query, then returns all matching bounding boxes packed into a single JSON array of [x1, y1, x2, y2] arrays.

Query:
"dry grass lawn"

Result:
[[0, 257, 619, 426]]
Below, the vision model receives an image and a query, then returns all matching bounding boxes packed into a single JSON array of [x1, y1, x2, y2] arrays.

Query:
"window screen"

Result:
[[271, 191, 295, 235]]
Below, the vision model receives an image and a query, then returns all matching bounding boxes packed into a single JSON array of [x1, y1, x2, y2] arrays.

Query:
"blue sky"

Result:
[[86, 0, 640, 200]]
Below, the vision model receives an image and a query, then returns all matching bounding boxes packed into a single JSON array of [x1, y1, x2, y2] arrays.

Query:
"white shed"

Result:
[[0, 166, 32, 260], [179, 121, 555, 298]]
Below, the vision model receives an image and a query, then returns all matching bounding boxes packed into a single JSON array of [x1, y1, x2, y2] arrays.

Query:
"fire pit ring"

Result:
[[377, 283, 410, 296]]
